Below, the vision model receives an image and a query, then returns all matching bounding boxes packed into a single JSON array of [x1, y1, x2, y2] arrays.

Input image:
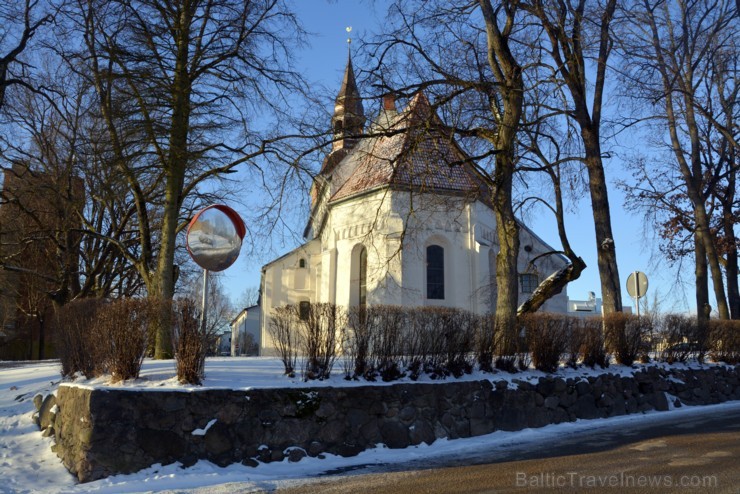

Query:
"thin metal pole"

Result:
[[201, 269, 209, 334], [199, 268, 209, 378], [634, 271, 640, 318]]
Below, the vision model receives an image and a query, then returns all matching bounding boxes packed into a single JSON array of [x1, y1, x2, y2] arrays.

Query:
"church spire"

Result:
[[332, 49, 364, 152]]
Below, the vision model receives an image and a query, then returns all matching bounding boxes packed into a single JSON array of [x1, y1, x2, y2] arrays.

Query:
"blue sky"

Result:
[[218, 0, 697, 314]]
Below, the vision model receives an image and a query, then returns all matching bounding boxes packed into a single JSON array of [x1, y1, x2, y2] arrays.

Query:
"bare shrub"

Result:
[[344, 306, 371, 379], [297, 303, 345, 381], [580, 317, 608, 368], [707, 319, 740, 364], [369, 305, 405, 381], [521, 313, 567, 373], [444, 309, 477, 378], [235, 331, 258, 356], [494, 321, 528, 373], [172, 299, 206, 385], [405, 307, 434, 378], [403, 307, 477, 379], [637, 311, 658, 363], [658, 314, 706, 363], [562, 316, 583, 369], [413, 308, 448, 377], [475, 314, 495, 373], [268, 305, 299, 377], [54, 298, 107, 378], [95, 298, 152, 382], [604, 312, 646, 366]]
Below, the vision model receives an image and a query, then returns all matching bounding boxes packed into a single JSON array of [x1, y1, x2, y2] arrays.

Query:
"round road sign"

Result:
[[626, 271, 649, 299]]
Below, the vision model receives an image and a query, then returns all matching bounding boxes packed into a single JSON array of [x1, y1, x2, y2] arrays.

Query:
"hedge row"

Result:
[[269, 304, 740, 381], [54, 298, 211, 385]]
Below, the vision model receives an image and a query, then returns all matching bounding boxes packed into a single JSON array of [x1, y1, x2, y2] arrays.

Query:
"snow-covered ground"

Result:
[[1, 357, 738, 493]]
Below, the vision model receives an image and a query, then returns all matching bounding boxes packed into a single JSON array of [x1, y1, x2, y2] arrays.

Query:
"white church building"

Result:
[[258, 56, 568, 356]]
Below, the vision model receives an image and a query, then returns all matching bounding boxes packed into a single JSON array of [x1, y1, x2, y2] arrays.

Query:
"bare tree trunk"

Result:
[[493, 158, 520, 355], [517, 259, 585, 315], [36, 314, 45, 360], [479, 0, 525, 356], [583, 135, 622, 314], [527, 0, 623, 314], [722, 159, 739, 319], [724, 221, 739, 319], [695, 231, 710, 323], [695, 203, 730, 319], [153, 4, 192, 359]]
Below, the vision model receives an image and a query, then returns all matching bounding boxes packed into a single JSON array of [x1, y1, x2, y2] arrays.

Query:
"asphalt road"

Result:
[[278, 404, 740, 493]]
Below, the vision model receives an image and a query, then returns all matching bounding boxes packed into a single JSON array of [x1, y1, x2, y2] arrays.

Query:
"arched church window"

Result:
[[358, 247, 367, 308], [426, 245, 444, 300], [299, 258, 306, 268]]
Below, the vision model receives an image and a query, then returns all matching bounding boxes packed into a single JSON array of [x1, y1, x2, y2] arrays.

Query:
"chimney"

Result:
[[382, 93, 396, 111]]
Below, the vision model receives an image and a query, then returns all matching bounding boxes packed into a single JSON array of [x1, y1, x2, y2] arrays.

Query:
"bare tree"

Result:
[[181, 271, 233, 354], [57, 0, 310, 357], [620, 0, 737, 320], [522, 0, 623, 314], [0, 0, 53, 111], [707, 45, 739, 318], [516, 112, 588, 314], [238, 286, 260, 309]]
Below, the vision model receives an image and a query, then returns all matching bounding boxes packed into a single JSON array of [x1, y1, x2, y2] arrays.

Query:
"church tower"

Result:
[[331, 53, 364, 152]]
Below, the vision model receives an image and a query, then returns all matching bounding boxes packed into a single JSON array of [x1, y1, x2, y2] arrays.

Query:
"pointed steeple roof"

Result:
[[328, 53, 365, 157], [334, 53, 364, 120]]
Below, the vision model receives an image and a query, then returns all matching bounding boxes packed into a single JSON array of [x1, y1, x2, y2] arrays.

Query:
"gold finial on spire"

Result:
[[346, 26, 352, 44]]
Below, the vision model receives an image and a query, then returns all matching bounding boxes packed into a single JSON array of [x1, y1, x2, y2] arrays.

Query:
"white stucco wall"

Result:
[[260, 187, 569, 356]]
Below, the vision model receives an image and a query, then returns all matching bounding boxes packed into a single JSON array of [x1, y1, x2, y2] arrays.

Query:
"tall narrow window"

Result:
[[298, 258, 306, 268], [358, 247, 367, 309], [426, 245, 444, 299]]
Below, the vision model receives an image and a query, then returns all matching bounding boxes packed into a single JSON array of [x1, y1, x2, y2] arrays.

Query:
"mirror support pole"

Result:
[[201, 269, 209, 335]]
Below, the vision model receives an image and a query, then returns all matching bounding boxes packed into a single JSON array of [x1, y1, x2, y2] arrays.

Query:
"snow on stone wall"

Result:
[[41, 366, 740, 483]]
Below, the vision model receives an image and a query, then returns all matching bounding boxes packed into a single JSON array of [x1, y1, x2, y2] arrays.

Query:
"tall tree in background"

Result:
[[621, 0, 737, 320], [706, 42, 739, 319], [0, 0, 52, 112], [0, 60, 144, 302], [58, 0, 308, 357], [523, 0, 623, 314]]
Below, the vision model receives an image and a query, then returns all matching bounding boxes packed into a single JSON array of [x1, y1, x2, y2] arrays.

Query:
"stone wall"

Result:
[[37, 365, 740, 483]]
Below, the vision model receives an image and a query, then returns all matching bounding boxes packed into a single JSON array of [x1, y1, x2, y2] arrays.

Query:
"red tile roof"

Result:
[[330, 92, 489, 203]]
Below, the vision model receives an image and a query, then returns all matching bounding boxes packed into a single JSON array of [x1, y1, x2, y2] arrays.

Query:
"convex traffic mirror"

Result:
[[186, 205, 246, 272]]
